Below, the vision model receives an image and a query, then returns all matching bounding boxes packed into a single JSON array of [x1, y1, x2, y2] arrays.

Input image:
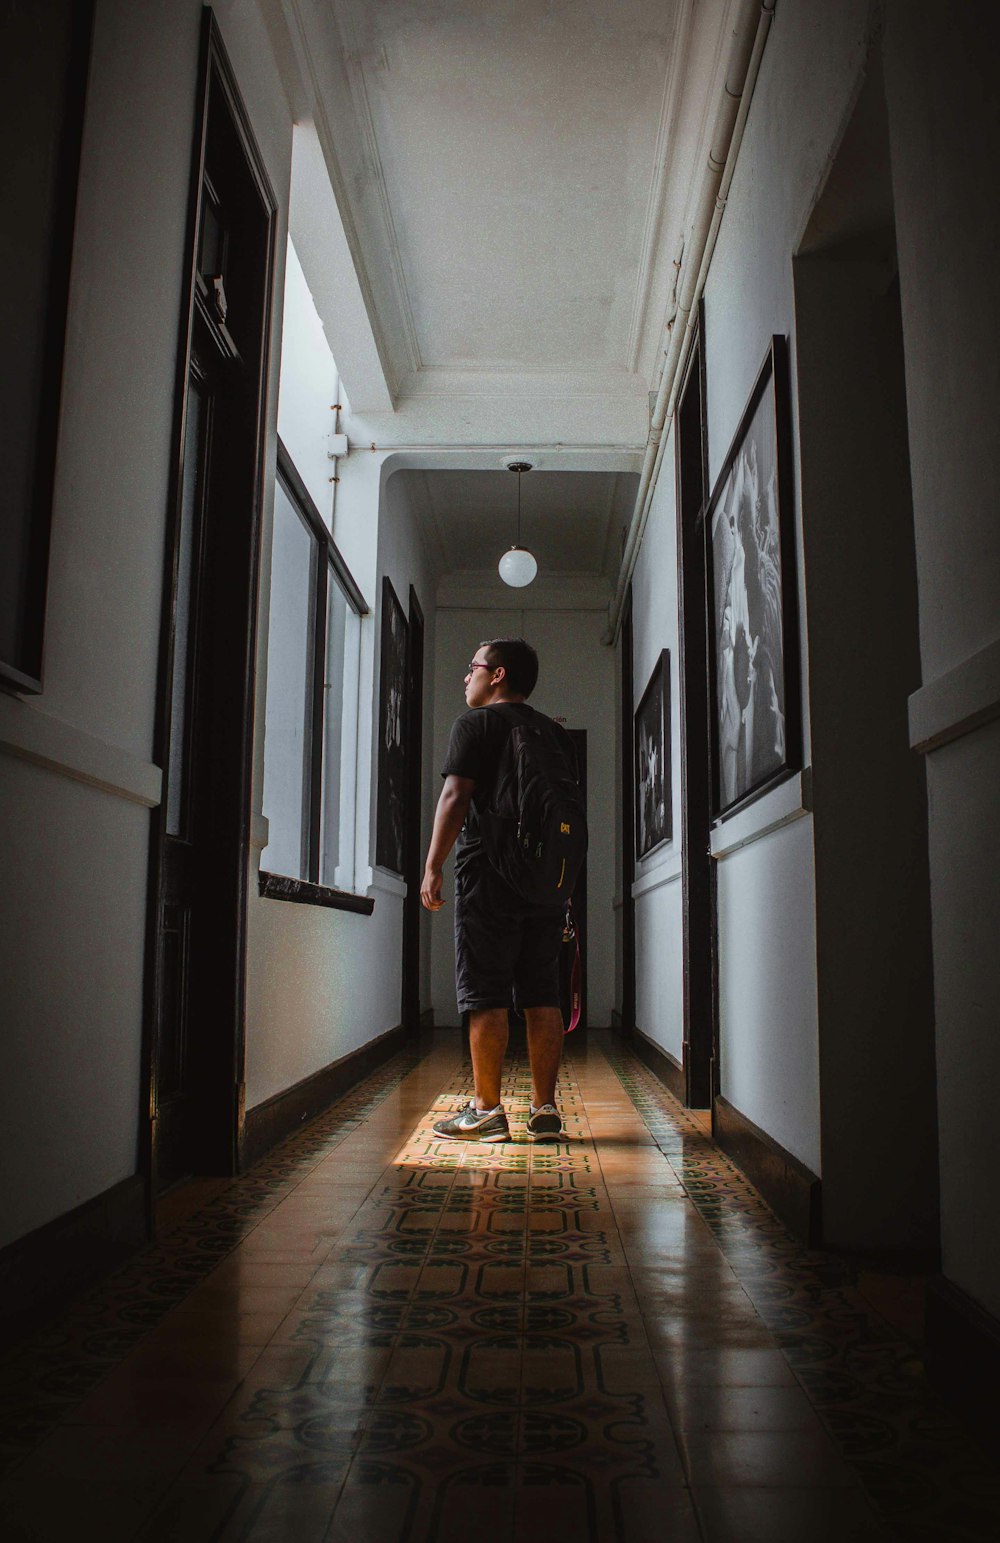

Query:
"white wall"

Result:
[[0, 0, 204, 1247], [884, 0, 1000, 1317], [276, 240, 338, 525], [429, 605, 616, 1029], [245, 459, 437, 1109], [716, 818, 821, 1175], [0, 763, 150, 1246], [0, 0, 422, 1214], [692, 0, 883, 1172], [629, 435, 684, 1064]]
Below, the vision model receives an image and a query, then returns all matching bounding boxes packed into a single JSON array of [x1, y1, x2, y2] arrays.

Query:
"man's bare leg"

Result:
[[524, 1006, 564, 1108], [469, 1008, 509, 1109]]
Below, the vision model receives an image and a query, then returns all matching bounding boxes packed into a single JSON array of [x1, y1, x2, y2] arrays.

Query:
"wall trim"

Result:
[[714, 1094, 822, 1246], [0, 696, 161, 807], [0, 1175, 147, 1344], [631, 855, 682, 899], [710, 768, 812, 859], [259, 870, 375, 915], [241, 1023, 409, 1168], [908, 634, 1000, 753], [925, 1274, 1000, 1440], [370, 867, 407, 899], [630, 1025, 685, 1102]]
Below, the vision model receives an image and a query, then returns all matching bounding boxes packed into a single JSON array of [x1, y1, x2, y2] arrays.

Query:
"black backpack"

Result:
[[480, 704, 588, 907]]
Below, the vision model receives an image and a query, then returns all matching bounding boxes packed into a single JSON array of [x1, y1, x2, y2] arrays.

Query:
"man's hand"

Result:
[[421, 865, 445, 911], [420, 775, 474, 914]]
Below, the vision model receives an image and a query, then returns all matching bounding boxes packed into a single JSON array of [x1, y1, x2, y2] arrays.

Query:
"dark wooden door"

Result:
[[620, 590, 636, 1035], [153, 350, 213, 1184], [562, 730, 588, 1034], [401, 588, 425, 1031], [149, 19, 276, 1189], [675, 308, 717, 1107]]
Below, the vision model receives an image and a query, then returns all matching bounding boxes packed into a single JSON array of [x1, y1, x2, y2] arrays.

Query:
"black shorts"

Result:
[[454, 857, 563, 1014]]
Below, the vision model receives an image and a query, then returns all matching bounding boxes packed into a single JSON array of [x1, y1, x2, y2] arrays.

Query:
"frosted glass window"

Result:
[[261, 481, 316, 879], [321, 570, 361, 891], [260, 440, 366, 894]]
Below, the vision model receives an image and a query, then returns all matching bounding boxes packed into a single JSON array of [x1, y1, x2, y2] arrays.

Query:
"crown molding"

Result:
[[625, 0, 696, 373], [332, 0, 422, 376]]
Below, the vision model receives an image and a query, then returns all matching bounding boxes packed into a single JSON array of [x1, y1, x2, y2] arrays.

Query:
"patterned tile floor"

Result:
[[1, 1033, 998, 1541]]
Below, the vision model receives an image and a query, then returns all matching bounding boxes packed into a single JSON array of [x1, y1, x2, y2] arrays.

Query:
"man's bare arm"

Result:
[[420, 774, 474, 910]]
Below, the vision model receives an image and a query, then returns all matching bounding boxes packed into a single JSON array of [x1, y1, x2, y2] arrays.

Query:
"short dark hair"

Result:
[[481, 636, 539, 697]]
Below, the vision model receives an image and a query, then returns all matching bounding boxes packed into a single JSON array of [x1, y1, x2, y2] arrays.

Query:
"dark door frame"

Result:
[[143, 11, 277, 1196], [675, 301, 718, 1108], [619, 587, 636, 1035], [401, 586, 425, 1032], [566, 729, 589, 1035]]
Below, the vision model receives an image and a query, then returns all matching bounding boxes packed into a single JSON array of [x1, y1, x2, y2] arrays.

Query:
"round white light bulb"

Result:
[[498, 546, 538, 587]]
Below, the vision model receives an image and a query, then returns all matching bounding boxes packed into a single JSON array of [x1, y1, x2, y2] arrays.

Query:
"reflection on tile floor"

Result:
[[1, 1034, 998, 1541]]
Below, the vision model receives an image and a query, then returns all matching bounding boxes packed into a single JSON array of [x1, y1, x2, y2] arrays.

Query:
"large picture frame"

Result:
[[705, 336, 801, 818], [375, 577, 408, 874], [1, 1, 94, 692], [634, 649, 671, 859]]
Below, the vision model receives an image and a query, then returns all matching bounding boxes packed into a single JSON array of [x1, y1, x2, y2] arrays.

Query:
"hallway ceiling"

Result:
[[397, 467, 639, 587], [279, 0, 734, 413], [337, 0, 682, 376]]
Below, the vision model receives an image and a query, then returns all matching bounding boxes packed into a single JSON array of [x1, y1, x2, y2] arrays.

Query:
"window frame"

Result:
[[259, 437, 369, 911]]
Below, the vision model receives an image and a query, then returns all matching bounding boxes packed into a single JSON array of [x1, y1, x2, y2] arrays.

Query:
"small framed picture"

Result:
[[634, 649, 671, 859], [705, 336, 801, 818], [375, 577, 408, 874]]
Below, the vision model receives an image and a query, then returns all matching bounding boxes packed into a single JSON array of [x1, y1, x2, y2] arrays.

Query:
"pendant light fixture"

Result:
[[498, 460, 538, 587]]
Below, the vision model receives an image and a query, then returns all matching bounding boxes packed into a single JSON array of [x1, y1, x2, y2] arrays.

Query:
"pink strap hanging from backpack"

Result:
[[563, 900, 583, 1034]]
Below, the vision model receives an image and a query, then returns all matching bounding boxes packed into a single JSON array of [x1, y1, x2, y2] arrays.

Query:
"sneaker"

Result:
[[526, 1103, 563, 1141], [433, 1102, 510, 1143]]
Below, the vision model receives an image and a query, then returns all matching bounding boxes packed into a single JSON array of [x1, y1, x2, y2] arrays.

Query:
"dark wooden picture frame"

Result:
[[375, 577, 408, 875], [634, 649, 672, 859], [705, 336, 801, 818]]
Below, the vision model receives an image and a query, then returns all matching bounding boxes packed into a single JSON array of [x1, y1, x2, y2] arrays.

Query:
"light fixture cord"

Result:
[[517, 470, 522, 547]]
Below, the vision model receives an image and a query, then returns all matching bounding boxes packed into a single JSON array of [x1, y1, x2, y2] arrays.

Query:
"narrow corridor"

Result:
[[1, 1038, 996, 1542]]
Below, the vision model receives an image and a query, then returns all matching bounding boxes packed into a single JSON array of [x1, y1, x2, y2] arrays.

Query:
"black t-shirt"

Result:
[[442, 703, 540, 871]]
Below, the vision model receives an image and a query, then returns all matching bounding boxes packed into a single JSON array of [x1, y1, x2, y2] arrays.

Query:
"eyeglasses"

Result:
[[466, 661, 493, 675]]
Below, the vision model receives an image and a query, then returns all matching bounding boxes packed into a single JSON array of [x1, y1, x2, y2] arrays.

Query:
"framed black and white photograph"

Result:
[[634, 649, 671, 859], [706, 336, 801, 818], [375, 577, 408, 874]]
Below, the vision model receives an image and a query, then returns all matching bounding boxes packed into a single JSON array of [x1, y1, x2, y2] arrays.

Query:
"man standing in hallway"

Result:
[[420, 637, 570, 1142]]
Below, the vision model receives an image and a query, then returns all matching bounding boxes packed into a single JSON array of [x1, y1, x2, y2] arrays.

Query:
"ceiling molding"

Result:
[[396, 366, 651, 401], [333, 0, 423, 376], [625, 0, 696, 373], [273, 0, 401, 399], [271, 0, 741, 415], [275, 0, 429, 397], [632, 0, 747, 385], [346, 394, 650, 450]]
